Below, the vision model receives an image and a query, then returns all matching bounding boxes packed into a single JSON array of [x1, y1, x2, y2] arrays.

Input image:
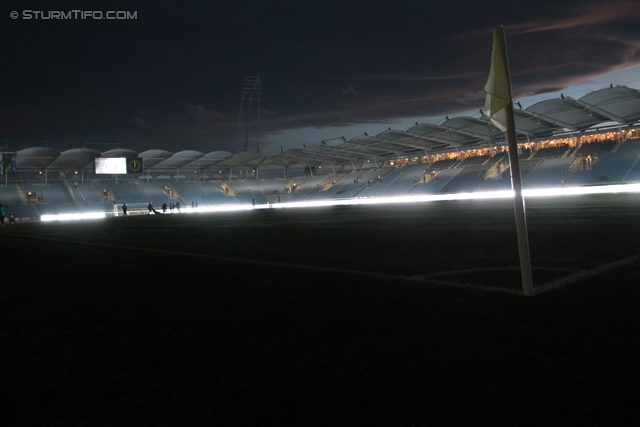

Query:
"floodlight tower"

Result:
[[234, 76, 261, 154]]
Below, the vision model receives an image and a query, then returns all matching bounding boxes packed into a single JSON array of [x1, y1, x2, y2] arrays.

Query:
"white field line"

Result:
[[6, 233, 640, 296], [413, 260, 640, 295], [3, 233, 521, 294], [534, 253, 640, 294], [421, 266, 583, 278]]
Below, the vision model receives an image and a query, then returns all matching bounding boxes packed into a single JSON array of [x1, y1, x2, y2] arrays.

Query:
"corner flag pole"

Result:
[[484, 26, 534, 296]]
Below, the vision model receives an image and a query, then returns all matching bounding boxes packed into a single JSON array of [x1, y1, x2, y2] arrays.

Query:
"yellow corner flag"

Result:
[[483, 26, 534, 296], [484, 26, 512, 132]]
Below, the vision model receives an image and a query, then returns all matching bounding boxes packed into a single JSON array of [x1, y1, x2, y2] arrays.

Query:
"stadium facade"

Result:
[[1, 86, 640, 219]]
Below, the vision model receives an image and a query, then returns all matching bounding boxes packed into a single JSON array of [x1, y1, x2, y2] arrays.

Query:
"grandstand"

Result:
[[1, 86, 640, 219], [3, 132, 640, 219]]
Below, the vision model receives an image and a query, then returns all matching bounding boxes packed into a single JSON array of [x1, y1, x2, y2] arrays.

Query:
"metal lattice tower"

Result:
[[234, 76, 261, 154]]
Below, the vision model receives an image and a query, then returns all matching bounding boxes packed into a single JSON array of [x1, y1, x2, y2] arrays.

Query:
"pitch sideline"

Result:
[[5, 233, 639, 296]]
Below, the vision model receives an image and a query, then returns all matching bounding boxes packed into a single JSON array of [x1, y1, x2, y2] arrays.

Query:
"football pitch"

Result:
[[3, 193, 640, 425]]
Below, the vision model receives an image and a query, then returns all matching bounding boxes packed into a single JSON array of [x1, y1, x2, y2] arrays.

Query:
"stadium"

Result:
[[2, 86, 640, 220], [4, 85, 640, 425]]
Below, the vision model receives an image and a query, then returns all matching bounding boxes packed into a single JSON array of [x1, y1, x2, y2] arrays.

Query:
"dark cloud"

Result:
[[130, 117, 152, 134], [510, 0, 640, 34], [259, 109, 277, 117], [455, 91, 486, 105], [185, 103, 221, 124], [342, 86, 360, 97], [1, 0, 639, 152]]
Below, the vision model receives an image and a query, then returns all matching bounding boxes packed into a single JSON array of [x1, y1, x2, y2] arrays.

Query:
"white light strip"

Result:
[[182, 205, 256, 213], [41, 212, 107, 222], [523, 183, 640, 197], [39, 183, 640, 222]]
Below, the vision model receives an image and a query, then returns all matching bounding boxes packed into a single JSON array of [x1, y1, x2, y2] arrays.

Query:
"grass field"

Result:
[[3, 193, 640, 425]]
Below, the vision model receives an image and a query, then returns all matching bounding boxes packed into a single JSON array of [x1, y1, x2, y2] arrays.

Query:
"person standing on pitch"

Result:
[[148, 202, 160, 215], [0, 204, 5, 226], [122, 203, 128, 216]]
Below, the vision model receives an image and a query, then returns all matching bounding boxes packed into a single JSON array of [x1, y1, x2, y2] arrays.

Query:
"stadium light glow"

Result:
[[41, 212, 107, 222], [523, 183, 640, 197], [182, 205, 256, 214], [38, 183, 640, 222]]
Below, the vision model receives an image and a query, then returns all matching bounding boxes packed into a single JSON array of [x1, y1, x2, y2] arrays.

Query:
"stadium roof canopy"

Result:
[[6, 86, 640, 172]]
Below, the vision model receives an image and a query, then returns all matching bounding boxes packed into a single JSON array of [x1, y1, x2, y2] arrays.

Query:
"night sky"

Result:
[[3, 0, 639, 154]]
